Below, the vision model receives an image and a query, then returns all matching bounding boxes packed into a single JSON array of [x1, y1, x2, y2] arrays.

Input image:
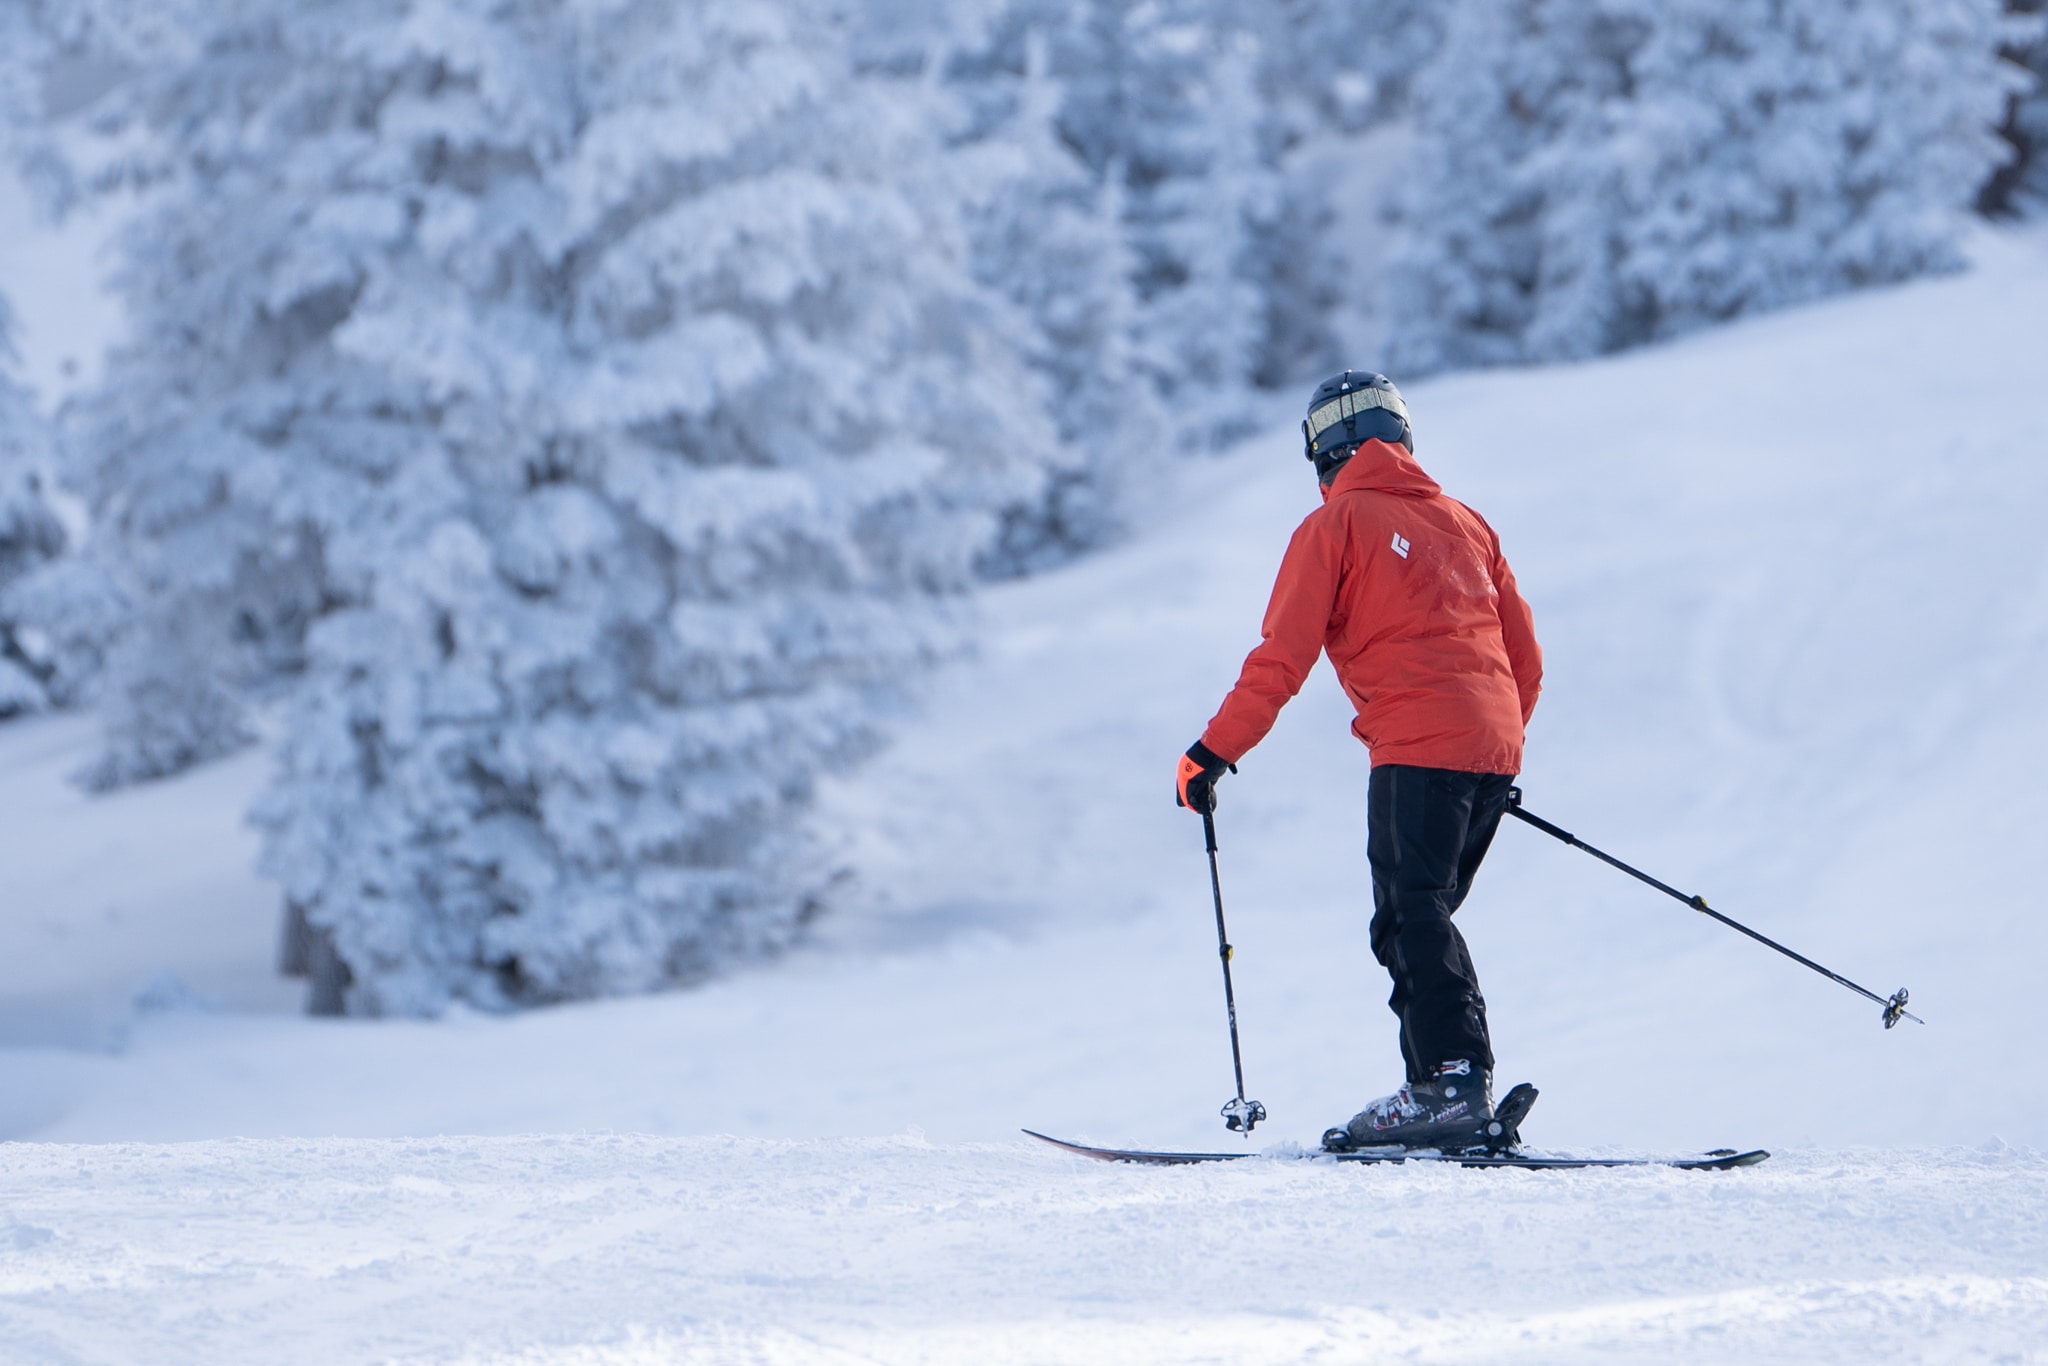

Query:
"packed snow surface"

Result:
[[4, 1136, 2046, 1365], [4, 228, 2048, 1361]]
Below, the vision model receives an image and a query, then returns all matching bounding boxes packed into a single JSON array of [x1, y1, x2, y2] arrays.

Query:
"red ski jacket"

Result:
[[1200, 440, 1541, 774]]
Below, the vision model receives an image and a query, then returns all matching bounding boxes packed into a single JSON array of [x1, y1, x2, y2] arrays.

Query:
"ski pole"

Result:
[[1201, 807, 1266, 1135], [1503, 788, 1921, 1029]]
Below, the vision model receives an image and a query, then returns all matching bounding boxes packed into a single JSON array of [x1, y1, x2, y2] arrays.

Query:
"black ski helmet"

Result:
[[1302, 370, 1411, 482]]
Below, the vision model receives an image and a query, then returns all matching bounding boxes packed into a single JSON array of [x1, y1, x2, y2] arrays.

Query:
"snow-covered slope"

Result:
[[7, 228, 2044, 1153], [2, 225, 2046, 1365], [4, 1136, 2045, 1365]]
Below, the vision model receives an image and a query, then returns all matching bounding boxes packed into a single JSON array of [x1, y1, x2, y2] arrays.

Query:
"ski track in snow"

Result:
[[4, 227, 2048, 1361], [3, 1136, 2046, 1365]]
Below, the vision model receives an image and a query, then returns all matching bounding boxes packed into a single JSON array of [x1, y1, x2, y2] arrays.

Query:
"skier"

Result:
[[1175, 371, 1542, 1151]]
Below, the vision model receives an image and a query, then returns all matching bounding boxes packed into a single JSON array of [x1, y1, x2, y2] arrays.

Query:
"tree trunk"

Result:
[[277, 899, 313, 977], [305, 927, 352, 1016]]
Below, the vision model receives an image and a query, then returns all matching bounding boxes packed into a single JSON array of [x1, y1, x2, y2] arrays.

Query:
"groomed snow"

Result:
[[4, 227, 2048, 1361], [5, 1136, 2046, 1364]]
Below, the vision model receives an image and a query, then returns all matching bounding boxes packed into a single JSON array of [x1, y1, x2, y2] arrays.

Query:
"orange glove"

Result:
[[1175, 740, 1234, 813]]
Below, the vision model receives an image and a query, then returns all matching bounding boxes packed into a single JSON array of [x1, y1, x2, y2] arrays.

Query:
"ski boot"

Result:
[[1321, 1060, 1532, 1154]]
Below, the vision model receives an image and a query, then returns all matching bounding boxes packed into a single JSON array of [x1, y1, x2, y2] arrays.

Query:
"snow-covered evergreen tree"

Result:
[[1390, 0, 2030, 372], [1060, 0, 1268, 445], [1247, 0, 1443, 386], [1259, 0, 1442, 140], [944, 15, 1152, 571], [70, 0, 1068, 1014], [0, 20, 57, 716], [0, 8, 133, 719], [953, 0, 1269, 455], [1980, 2, 2048, 214], [0, 303, 72, 718], [0, 9, 36, 139]]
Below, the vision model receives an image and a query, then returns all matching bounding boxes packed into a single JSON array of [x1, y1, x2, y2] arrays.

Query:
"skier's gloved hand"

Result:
[[1175, 740, 1234, 813]]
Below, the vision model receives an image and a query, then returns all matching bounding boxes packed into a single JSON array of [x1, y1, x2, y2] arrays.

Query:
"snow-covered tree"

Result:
[[0, 22, 56, 717], [1058, 0, 1268, 445], [1246, 1, 1444, 386], [944, 15, 1153, 570], [1259, 0, 1443, 141], [952, 0, 1270, 455], [1389, 0, 2031, 372], [0, 10, 37, 138], [0, 8, 134, 720], [0, 304, 73, 718], [1980, 2, 2048, 215], [69, 0, 1068, 1014]]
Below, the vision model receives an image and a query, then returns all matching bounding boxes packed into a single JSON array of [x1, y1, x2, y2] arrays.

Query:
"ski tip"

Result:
[[1021, 1129, 1249, 1165], [1020, 1128, 1131, 1161], [1020, 1127, 1083, 1152], [1678, 1148, 1771, 1169]]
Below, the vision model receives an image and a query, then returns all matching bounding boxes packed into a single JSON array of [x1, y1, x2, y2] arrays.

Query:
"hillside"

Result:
[[2, 225, 2046, 1363], [7, 228, 2044, 1152]]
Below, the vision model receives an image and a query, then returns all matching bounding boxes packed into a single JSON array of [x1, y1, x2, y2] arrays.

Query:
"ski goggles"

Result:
[[1304, 385, 1408, 448]]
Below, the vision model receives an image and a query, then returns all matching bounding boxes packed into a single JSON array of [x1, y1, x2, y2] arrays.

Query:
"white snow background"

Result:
[[4, 187, 2048, 1360]]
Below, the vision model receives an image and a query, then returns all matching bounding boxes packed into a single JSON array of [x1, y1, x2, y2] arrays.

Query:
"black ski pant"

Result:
[[1366, 764, 1513, 1085]]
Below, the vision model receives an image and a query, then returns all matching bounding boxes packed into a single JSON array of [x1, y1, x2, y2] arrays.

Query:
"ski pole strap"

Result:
[[1502, 788, 1922, 1028]]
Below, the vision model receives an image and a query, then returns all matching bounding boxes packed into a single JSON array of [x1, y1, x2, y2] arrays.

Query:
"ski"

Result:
[[1022, 1129, 1769, 1170]]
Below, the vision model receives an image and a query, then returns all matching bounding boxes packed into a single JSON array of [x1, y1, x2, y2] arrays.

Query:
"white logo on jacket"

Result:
[[1391, 532, 1411, 558]]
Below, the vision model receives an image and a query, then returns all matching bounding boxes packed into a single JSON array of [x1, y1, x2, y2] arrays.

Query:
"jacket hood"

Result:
[[1320, 439, 1441, 504]]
